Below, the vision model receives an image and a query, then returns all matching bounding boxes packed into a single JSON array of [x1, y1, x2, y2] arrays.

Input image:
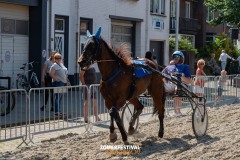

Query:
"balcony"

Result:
[[170, 17, 198, 35]]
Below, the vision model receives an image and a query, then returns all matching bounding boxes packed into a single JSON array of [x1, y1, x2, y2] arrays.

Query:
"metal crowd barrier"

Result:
[[0, 75, 239, 146], [0, 89, 28, 146], [28, 85, 88, 143]]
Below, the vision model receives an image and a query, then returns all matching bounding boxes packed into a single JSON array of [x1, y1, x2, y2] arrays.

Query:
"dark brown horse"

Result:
[[78, 27, 165, 144]]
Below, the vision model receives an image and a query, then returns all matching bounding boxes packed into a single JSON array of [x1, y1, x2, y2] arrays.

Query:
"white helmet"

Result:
[[172, 51, 184, 64]]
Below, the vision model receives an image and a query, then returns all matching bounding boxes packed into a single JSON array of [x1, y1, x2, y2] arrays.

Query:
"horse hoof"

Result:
[[128, 126, 135, 135], [158, 132, 164, 138], [124, 141, 130, 145], [109, 133, 117, 143]]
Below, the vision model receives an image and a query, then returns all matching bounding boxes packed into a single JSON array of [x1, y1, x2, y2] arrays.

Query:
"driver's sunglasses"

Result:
[[173, 55, 180, 59], [55, 57, 62, 60]]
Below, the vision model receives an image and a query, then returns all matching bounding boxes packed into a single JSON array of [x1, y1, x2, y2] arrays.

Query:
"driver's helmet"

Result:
[[172, 51, 184, 64]]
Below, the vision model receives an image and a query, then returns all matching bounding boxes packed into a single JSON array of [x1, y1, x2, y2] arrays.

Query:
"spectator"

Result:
[[208, 53, 221, 76], [50, 53, 68, 116], [153, 55, 159, 70], [162, 51, 191, 116], [145, 51, 152, 60], [219, 50, 235, 70], [79, 65, 101, 123], [40, 51, 57, 111], [235, 55, 240, 73], [216, 70, 227, 107], [193, 59, 206, 97]]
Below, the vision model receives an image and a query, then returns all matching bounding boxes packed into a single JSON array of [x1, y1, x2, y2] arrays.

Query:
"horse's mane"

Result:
[[101, 38, 132, 66]]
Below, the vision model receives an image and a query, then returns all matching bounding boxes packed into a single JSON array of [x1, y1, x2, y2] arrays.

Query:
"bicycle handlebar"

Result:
[[22, 60, 37, 66], [20, 61, 38, 70]]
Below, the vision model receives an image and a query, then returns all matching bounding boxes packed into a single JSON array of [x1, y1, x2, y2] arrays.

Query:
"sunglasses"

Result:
[[173, 55, 180, 59], [55, 57, 62, 60]]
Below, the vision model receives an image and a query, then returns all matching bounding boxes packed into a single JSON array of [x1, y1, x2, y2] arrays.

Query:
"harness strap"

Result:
[[103, 69, 121, 84], [127, 66, 137, 100]]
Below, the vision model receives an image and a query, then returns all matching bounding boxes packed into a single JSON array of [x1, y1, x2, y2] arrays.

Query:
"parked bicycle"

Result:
[[16, 61, 40, 91], [0, 86, 15, 116]]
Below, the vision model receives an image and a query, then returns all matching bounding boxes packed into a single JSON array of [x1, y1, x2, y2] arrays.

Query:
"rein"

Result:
[[96, 60, 117, 62]]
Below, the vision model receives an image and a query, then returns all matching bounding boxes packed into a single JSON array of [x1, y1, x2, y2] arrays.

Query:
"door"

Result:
[[150, 41, 164, 65], [54, 34, 65, 63], [0, 36, 14, 87]]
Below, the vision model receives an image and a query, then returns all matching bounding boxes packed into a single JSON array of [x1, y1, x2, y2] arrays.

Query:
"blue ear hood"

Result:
[[86, 30, 91, 37], [94, 27, 101, 40]]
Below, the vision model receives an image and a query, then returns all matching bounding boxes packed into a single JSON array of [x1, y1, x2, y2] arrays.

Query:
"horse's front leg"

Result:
[[109, 107, 117, 143], [109, 106, 128, 144]]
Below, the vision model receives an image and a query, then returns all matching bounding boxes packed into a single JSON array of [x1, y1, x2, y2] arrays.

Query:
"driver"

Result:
[[162, 51, 191, 116], [162, 51, 191, 93]]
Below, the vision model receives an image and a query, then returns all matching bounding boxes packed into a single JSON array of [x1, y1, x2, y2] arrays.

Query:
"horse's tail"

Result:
[[152, 82, 166, 116]]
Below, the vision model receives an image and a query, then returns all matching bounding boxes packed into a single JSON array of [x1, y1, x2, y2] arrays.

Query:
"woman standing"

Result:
[[40, 51, 57, 111], [194, 59, 206, 97], [50, 53, 68, 116]]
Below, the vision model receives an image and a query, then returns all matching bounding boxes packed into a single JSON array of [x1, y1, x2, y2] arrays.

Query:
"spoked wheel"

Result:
[[121, 102, 139, 135], [192, 103, 208, 137], [0, 88, 16, 116], [17, 76, 30, 91]]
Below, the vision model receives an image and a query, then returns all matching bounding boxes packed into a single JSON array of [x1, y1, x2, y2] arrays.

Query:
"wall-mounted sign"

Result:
[[152, 18, 164, 31]]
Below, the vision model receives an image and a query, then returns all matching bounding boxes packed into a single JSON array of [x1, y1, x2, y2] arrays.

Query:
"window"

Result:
[[185, 2, 190, 18], [150, 0, 165, 15], [80, 18, 92, 35], [1, 18, 28, 35], [1, 18, 15, 34], [111, 25, 132, 43], [170, 0, 176, 17], [206, 7, 214, 22], [55, 18, 64, 32], [16, 20, 28, 35]]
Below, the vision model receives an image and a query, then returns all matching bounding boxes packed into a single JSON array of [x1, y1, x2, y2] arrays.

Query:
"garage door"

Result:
[[111, 21, 133, 52], [0, 3, 29, 88]]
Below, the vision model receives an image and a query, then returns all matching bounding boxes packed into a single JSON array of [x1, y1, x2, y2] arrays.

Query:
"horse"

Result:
[[78, 27, 166, 144]]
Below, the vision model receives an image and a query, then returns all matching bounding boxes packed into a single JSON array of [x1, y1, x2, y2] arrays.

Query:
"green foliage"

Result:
[[205, 0, 240, 28], [169, 36, 198, 54]]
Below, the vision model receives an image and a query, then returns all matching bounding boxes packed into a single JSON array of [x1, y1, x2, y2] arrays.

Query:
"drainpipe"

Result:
[[48, 0, 52, 54], [145, 0, 149, 55], [75, 0, 80, 84], [175, 0, 180, 51]]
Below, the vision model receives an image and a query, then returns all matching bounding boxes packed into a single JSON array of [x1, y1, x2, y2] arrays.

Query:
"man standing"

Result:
[[219, 50, 235, 70]]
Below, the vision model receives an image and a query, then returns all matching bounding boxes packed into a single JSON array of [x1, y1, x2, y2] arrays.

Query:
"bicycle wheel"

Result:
[[0, 88, 16, 116], [192, 103, 208, 137], [121, 102, 139, 135], [17, 76, 30, 91], [32, 74, 40, 88]]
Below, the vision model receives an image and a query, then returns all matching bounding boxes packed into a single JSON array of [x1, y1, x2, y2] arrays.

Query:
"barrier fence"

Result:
[[0, 75, 239, 146]]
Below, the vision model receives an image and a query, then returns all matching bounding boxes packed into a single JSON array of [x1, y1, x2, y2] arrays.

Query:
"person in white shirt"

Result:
[[219, 50, 235, 70]]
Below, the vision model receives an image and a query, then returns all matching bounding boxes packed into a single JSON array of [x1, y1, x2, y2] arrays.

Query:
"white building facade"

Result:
[[0, 0, 170, 87]]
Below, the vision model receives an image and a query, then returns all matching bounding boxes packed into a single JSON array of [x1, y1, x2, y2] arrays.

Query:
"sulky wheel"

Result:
[[121, 102, 139, 135], [192, 103, 208, 137]]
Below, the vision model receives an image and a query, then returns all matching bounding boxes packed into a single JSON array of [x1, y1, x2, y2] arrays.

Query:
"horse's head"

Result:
[[78, 27, 102, 70]]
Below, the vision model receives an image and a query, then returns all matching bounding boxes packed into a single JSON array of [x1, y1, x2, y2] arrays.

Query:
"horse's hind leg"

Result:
[[109, 106, 129, 144], [128, 97, 144, 135], [149, 78, 165, 138]]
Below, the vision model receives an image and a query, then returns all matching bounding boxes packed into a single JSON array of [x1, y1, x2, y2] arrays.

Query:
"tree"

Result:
[[205, 0, 240, 28], [169, 36, 198, 54]]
